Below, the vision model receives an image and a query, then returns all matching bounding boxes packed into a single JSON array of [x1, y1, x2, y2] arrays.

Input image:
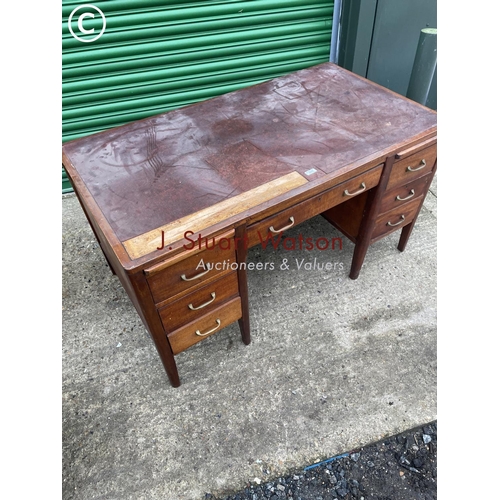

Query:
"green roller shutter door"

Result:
[[62, 0, 334, 192]]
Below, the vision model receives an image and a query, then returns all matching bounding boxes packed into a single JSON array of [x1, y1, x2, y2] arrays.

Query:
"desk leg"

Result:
[[349, 156, 396, 280], [131, 272, 181, 387], [236, 225, 251, 345], [150, 331, 181, 387], [398, 167, 436, 252], [397, 222, 415, 252], [349, 189, 377, 280], [157, 346, 180, 387]]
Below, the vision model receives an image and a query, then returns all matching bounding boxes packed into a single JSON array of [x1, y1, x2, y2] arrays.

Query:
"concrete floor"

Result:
[[62, 177, 437, 500]]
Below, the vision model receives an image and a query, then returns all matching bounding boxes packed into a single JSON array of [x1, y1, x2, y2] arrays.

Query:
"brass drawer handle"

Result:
[[196, 319, 221, 337], [406, 159, 426, 172], [188, 292, 216, 311], [396, 189, 415, 202], [269, 216, 295, 234], [181, 268, 210, 281], [387, 215, 405, 227], [343, 182, 366, 196]]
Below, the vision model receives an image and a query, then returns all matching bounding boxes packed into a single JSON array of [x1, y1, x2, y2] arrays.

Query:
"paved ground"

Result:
[[211, 420, 437, 499], [62, 176, 436, 500]]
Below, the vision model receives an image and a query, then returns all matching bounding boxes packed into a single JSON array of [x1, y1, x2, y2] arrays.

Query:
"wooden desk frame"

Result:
[[63, 63, 437, 387]]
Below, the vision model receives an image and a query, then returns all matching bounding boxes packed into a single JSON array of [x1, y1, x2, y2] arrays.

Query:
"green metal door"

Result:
[[62, 0, 334, 192], [338, 0, 436, 109]]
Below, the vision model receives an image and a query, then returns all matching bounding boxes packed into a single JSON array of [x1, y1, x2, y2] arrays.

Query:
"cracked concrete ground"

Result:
[[62, 176, 437, 500]]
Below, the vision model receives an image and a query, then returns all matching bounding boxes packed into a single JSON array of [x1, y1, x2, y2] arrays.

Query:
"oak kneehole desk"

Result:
[[62, 63, 437, 387]]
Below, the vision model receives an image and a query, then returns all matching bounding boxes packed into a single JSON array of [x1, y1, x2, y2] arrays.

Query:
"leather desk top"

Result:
[[62, 62, 437, 268]]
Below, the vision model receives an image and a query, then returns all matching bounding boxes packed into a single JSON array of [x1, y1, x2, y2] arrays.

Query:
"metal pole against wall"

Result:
[[406, 27, 437, 105], [329, 0, 343, 63]]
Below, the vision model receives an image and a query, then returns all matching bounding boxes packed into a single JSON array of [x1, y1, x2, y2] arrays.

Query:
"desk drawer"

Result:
[[387, 142, 436, 190], [372, 196, 422, 240], [247, 164, 383, 247], [146, 244, 236, 304], [380, 173, 433, 214], [168, 297, 242, 355], [158, 272, 239, 333]]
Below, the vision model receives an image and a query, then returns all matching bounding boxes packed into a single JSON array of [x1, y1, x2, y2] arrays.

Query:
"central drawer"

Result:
[[246, 164, 383, 248]]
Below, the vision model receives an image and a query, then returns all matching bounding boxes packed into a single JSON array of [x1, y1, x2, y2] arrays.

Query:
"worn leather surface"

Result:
[[62, 63, 436, 242]]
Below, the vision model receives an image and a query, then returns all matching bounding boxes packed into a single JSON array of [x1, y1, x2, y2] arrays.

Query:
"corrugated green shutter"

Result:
[[62, 0, 334, 192]]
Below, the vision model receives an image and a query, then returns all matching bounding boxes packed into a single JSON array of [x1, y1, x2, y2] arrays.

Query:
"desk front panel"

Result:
[[246, 164, 383, 247]]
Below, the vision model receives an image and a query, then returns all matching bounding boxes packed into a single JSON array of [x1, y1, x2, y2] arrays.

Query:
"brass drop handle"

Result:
[[188, 292, 216, 311], [406, 159, 426, 172], [387, 215, 405, 227], [181, 268, 210, 281], [396, 189, 415, 201], [343, 182, 366, 196], [195, 319, 221, 337], [269, 216, 295, 234]]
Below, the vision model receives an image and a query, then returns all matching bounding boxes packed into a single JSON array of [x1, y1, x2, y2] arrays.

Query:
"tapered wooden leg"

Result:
[[238, 316, 251, 345], [143, 314, 181, 387], [348, 186, 381, 280], [349, 156, 396, 279], [398, 167, 436, 253], [237, 264, 251, 345], [349, 236, 372, 280], [155, 342, 181, 387], [397, 222, 415, 252], [129, 270, 181, 387], [236, 225, 251, 345]]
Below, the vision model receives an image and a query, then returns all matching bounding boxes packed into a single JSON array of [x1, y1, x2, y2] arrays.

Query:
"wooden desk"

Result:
[[62, 63, 437, 387]]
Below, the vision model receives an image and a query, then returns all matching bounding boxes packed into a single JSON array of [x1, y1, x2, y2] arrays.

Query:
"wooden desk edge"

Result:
[[62, 128, 437, 274]]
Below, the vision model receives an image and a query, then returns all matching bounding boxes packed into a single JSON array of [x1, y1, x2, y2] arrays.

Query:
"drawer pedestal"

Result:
[[322, 140, 437, 279]]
